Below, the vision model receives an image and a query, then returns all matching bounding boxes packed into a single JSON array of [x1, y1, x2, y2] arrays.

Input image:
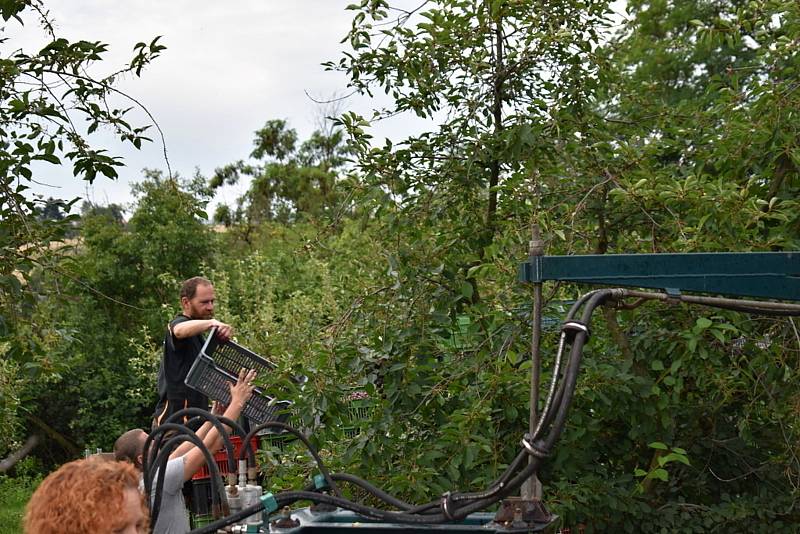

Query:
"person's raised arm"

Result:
[[180, 369, 256, 482], [169, 402, 223, 459], [172, 319, 232, 341]]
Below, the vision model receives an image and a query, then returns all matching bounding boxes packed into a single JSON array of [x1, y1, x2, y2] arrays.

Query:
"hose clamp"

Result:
[[561, 320, 590, 342], [441, 491, 455, 520], [313, 473, 328, 490], [521, 435, 549, 459], [261, 492, 278, 514]]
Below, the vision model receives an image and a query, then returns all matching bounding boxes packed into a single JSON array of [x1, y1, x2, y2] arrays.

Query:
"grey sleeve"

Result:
[[164, 456, 187, 494]]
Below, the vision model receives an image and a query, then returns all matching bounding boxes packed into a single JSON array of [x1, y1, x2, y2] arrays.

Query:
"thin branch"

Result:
[[708, 464, 763, 483], [16, 251, 162, 312], [40, 68, 172, 180], [303, 89, 358, 105]]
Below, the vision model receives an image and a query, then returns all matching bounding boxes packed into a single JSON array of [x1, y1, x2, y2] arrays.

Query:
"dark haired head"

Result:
[[180, 276, 212, 300], [114, 428, 147, 469]]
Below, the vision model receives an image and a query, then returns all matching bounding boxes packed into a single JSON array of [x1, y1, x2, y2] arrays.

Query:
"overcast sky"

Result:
[[6, 1, 424, 214]]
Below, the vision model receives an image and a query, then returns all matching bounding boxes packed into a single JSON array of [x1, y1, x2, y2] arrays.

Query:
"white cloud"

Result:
[[6, 1, 430, 213]]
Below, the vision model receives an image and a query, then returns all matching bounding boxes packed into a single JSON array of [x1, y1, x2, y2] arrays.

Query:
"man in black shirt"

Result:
[[152, 276, 233, 428]]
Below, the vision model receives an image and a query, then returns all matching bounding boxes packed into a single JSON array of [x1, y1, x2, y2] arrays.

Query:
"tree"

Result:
[[305, 0, 800, 530], [80, 201, 125, 224], [335, 0, 610, 237], [0, 0, 163, 460], [210, 119, 350, 228], [19, 170, 214, 459]]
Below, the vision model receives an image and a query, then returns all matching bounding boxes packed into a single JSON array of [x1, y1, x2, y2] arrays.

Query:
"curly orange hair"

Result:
[[23, 457, 149, 534]]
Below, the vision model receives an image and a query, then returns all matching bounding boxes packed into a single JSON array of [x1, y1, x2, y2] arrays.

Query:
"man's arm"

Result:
[[169, 402, 223, 458], [172, 318, 232, 341], [180, 369, 257, 482]]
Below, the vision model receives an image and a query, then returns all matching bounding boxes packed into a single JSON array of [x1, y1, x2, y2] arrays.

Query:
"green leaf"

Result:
[[460, 282, 473, 299], [650, 468, 669, 481], [35, 153, 60, 164], [695, 317, 712, 330], [710, 329, 726, 343], [662, 452, 691, 466]]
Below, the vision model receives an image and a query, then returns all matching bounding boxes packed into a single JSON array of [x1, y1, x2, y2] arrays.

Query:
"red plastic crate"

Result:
[[192, 435, 260, 481]]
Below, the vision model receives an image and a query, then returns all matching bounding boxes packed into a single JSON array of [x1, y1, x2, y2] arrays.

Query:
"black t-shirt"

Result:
[[155, 314, 208, 411]]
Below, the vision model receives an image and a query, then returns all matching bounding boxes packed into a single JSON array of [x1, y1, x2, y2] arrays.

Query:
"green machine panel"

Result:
[[519, 252, 800, 301]]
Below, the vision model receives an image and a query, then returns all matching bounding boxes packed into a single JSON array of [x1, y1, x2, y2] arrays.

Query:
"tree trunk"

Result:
[[0, 435, 39, 473], [486, 18, 504, 242]]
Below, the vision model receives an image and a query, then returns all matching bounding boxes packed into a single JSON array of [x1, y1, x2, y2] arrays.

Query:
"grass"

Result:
[[0, 476, 39, 534]]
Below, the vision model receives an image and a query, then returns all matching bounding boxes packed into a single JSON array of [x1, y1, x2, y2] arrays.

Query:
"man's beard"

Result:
[[190, 305, 213, 320]]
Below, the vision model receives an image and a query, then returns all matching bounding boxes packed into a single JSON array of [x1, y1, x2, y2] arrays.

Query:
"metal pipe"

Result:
[[618, 289, 800, 315], [525, 225, 544, 500]]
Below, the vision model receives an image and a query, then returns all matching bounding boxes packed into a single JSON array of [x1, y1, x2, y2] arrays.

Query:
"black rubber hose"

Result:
[[143, 424, 205, 494], [565, 289, 604, 320], [184, 413, 255, 468], [329, 473, 416, 510], [151, 431, 232, 520], [299, 474, 440, 515], [540, 289, 609, 453], [190, 500, 265, 534], [528, 291, 591, 437], [448, 457, 542, 519], [311, 442, 530, 514], [163, 408, 237, 475], [242, 421, 343, 498], [145, 427, 224, 518], [396, 446, 532, 512], [448, 449, 529, 503], [443, 290, 613, 519], [192, 290, 612, 530], [144, 427, 224, 527], [151, 434, 225, 527], [145, 420, 225, 490]]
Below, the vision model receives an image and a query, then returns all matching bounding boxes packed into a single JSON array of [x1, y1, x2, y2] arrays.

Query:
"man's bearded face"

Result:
[[187, 284, 215, 320]]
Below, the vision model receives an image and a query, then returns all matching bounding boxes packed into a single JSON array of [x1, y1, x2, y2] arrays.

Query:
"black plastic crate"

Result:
[[200, 334, 276, 377], [185, 354, 292, 425], [189, 514, 215, 530], [188, 478, 213, 515], [260, 430, 296, 453], [186, 480, 229, 519]]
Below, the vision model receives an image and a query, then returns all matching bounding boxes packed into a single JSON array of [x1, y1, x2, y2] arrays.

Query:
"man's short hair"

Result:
[[114, 429, 146, 467], [180, 276, 212, 300]]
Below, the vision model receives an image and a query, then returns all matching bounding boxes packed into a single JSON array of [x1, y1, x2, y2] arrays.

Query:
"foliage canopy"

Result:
[[2, 1, 799, 532]]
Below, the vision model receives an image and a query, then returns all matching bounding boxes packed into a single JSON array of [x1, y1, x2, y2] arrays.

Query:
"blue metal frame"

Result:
[[519, 252, 800, 301], [263, 508, 556, 533]]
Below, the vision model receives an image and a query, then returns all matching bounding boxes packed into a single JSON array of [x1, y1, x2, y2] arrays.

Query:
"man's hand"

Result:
[[229, 368, 256, 411], [211, 320, 233, 342], [210, 400, 226, 416], [182, 369, 257, 482]]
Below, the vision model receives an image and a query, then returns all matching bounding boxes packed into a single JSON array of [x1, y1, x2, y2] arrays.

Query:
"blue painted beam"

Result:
[[519, 252, 800, 301]]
